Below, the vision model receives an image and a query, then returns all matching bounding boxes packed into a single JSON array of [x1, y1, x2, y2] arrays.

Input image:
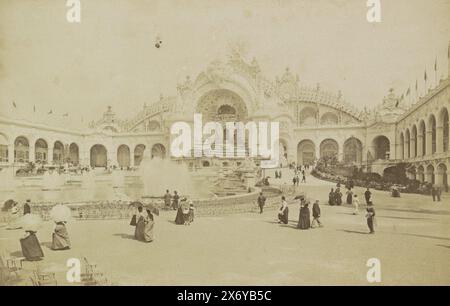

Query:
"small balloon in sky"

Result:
[[155, 35, 163, 48]]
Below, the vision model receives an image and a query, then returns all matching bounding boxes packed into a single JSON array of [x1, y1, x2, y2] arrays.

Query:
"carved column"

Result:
[[48, 147, 54, 164], [8, 144, 14, 165], [28, 144, 35, 163]]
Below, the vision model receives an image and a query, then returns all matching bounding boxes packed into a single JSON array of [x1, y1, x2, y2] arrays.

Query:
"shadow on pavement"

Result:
[[398, 233, 450, 241], [113, 233, 135, 240], [436, 244, 450, 249], [377, 215, 432, 221], [337, 229, 369, 235]]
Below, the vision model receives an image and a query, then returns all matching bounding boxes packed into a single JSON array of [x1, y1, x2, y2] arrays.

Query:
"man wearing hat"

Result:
[[23, 199, 31, 215]]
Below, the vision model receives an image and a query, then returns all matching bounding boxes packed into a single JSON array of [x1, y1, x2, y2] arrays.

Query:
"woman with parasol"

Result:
[[50, 204, 72, 250], [6, 201, 22, 230], [19, 214, 44, 261]]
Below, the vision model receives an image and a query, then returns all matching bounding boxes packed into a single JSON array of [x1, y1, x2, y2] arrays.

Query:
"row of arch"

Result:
[[299, 107, 340, 126], [1, 136, 167, 168], [399, 107, 449, 159], [110, 143, 166, 168], [296, 135, 392, 165], [297, 137, 364, 165], [408, 163, 448, 187], [10, 137, 75, 165]]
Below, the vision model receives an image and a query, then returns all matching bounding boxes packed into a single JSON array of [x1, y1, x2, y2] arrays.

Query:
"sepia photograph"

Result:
[[0, 0, 449, 290]]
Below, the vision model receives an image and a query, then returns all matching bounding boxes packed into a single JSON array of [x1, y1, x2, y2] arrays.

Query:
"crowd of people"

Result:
[[272, 189, 375, 234]]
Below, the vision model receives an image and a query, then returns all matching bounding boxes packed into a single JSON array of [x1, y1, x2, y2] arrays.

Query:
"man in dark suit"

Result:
[[23, 199, 31, 215]]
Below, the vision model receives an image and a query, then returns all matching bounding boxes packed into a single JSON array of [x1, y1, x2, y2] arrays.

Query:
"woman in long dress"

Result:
[[134, 206, 147, 240], [352, 194, 360, 215], [135, 209, 154, 242], [335, 188, 342, 206], [328, 188, 335, 206], [20, 230, 44, 261], [297, 202, 311, 229], [52, 221, 71, 250], [175, 202, 185, 225], [346, 189, 353, 205], [278, 196, 289, 224]]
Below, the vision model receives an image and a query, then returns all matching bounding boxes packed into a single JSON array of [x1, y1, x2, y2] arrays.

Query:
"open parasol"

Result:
[[129, 201, 159, 216], [294, 192, 306, 200], [144, 202, 159, 216], [18, 214, 43, 232], [128, 201, 144, 208], [50, 204, 72, 223], [2, 199, 16, 212]]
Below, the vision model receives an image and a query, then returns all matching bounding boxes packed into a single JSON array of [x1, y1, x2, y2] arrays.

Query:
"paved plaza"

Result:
[[1, 170, 449, 286]]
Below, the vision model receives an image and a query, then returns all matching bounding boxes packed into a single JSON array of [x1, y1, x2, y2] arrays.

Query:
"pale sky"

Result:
[[0, 0, 449, 126]]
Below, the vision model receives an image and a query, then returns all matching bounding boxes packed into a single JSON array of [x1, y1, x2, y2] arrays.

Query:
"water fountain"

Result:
[[41, 170, 64, 191], [0, 167, 17, 203], [0, 167, 17, 191], [138, 149, 198, 199], [80, 170, 96, 201]]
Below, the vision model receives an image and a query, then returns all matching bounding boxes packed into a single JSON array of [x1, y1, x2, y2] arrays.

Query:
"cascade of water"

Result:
[[0, 167, 17, 191], [139, 153, 196, 198], [42, 170, 64, 190]]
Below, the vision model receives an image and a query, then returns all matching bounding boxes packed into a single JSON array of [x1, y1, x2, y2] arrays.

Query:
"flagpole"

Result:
[[435, 58, 438, 87], [424, 69, 427, 95]]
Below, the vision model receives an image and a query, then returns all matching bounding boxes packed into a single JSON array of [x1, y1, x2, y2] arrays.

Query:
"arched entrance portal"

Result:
[[151, 144, 166, 159], [117, 145, 131, 168], [320, 139, 339, 159], [53, 141, 64, 164], [372, 136, 390, 160], [343, 137, 363, 163], [90, 144, 107, 167], [417, 166, 425, 182], [35, 139, 48, 163], [297, 140, 315, 166], [439, 108, 449, 152], [134, 144, 146, 166], [437, 164, 447, 188], [196, 89, 248, 122], [69, 143, 79, 165], [419, 120, 426, 156], [14, 136, 29, 163]]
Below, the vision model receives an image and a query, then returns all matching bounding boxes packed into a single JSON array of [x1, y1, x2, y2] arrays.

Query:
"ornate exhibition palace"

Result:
[[0, 47, 449, 187]]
